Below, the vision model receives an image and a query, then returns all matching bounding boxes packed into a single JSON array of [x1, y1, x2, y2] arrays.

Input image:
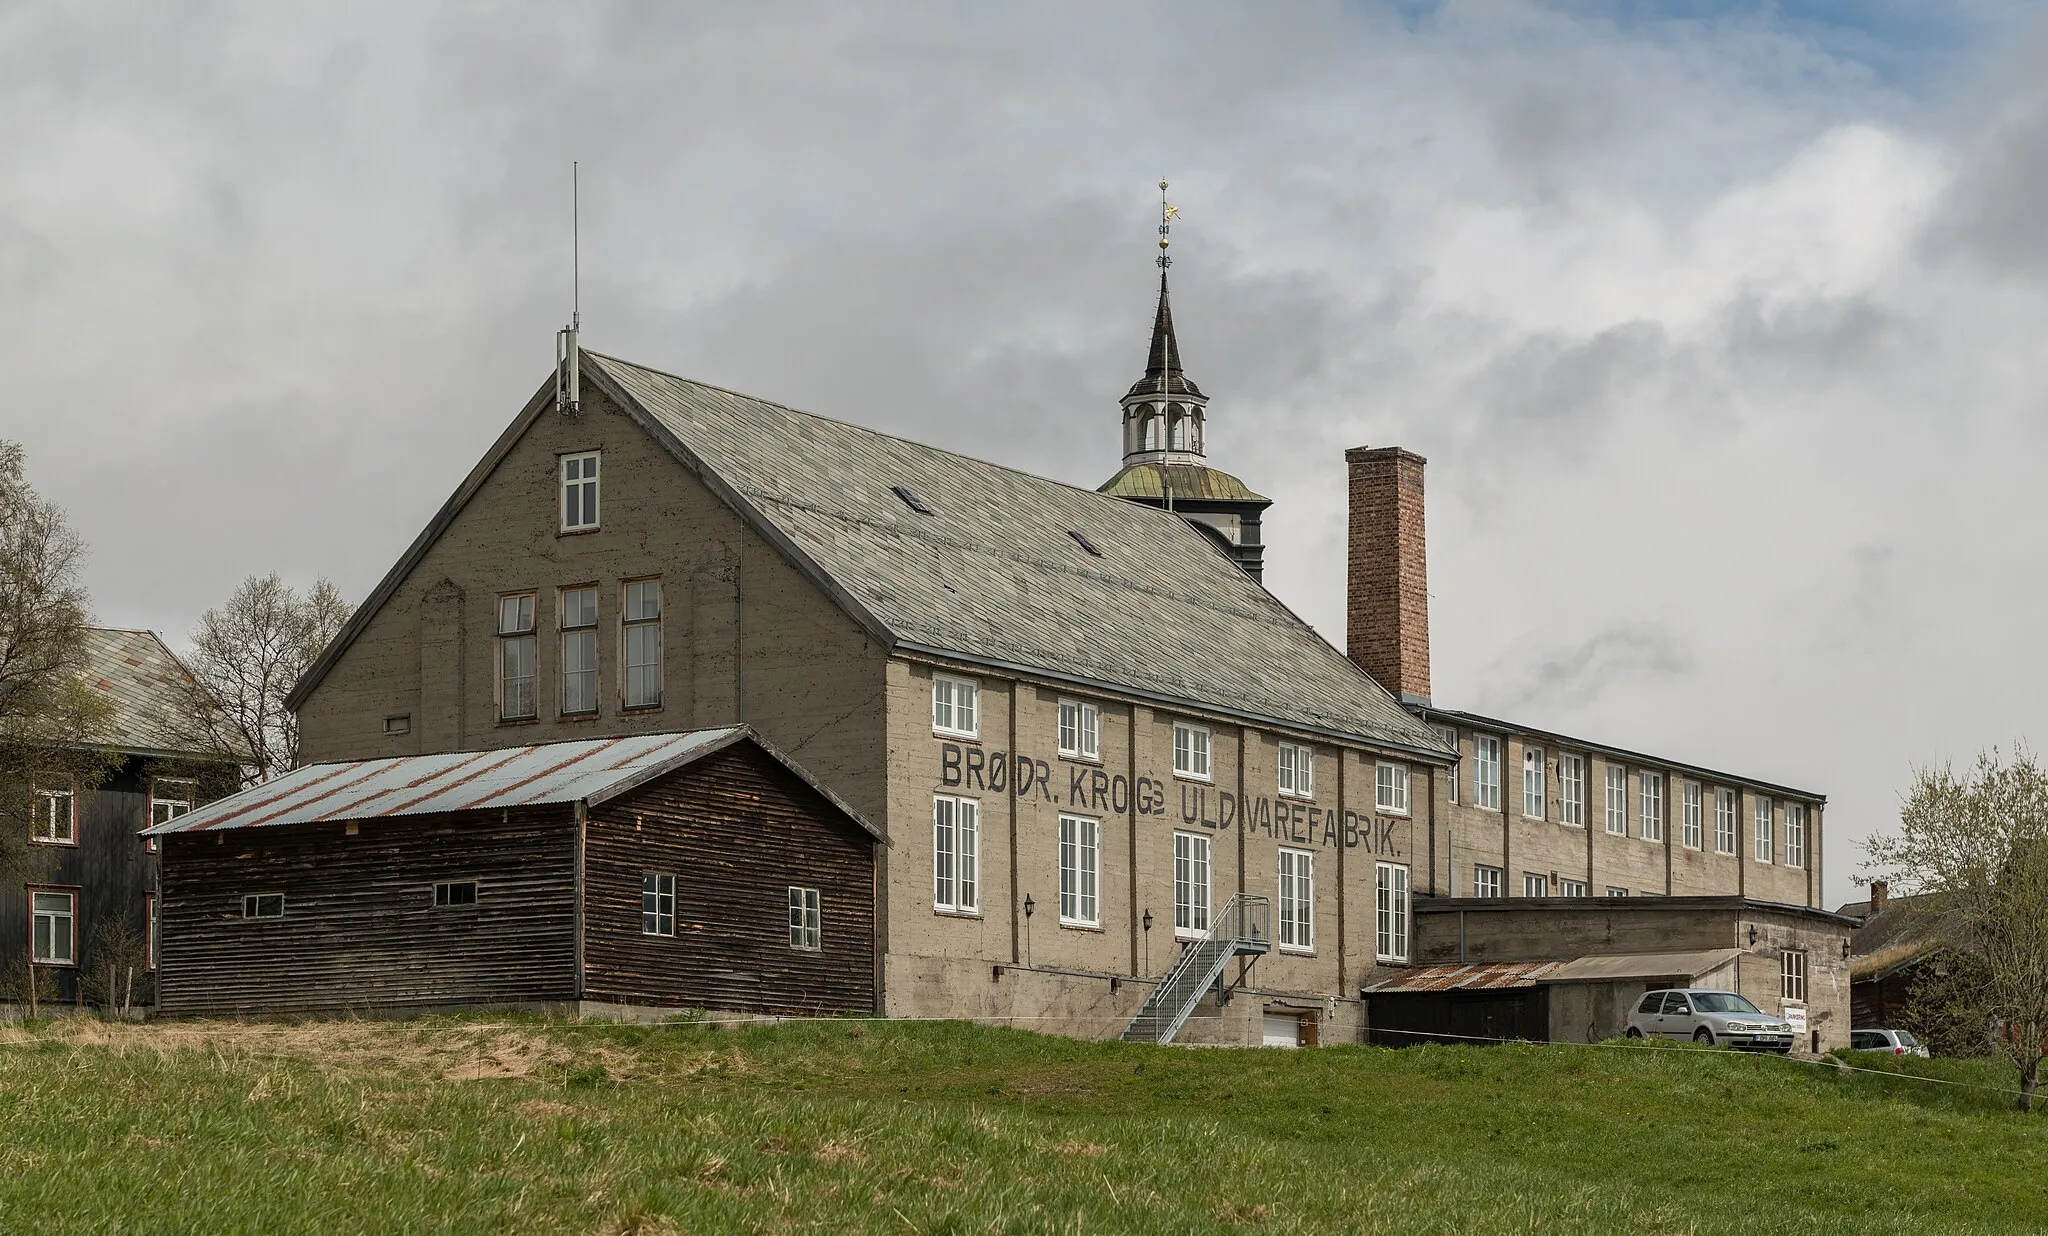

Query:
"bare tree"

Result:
[[165, 574, 351, 783], [81, 916, 149, 1019], [1866, 746, 2048, 1110]]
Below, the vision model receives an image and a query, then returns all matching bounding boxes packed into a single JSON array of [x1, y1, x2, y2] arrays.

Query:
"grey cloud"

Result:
[[1488, 623, 1697, 715]]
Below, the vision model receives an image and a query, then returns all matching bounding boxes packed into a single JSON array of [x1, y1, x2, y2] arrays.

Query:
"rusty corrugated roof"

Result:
[[1365, 961, 1562, 993]]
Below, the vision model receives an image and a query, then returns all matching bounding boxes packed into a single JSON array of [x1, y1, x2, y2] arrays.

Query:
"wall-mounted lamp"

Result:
[[1842, 938, 1853, 959], [1747, 925, 1759, 946], [1023, 895, 1035, 919], [1142, 909, 1154, 976]]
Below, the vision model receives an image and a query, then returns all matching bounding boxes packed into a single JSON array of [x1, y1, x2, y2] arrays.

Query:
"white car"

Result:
[[1624, 988, 1795, 1053], [1850, 1028, 1929, 1058]]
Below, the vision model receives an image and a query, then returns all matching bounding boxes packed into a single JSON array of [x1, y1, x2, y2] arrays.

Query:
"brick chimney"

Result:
[[1870, 880, 1889, 916], [1346, 446, 1431, 704]]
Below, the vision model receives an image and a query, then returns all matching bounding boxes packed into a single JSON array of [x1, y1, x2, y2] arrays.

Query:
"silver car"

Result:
[[1624, 988, 1795, 1053], [1850, 1028, 1929, 1058]]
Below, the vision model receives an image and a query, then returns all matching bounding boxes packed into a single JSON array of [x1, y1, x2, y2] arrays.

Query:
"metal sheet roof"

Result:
[[1537, 948, 1741, 984], [1365, 961, 1562, 993], [143, 728, 855, 837]]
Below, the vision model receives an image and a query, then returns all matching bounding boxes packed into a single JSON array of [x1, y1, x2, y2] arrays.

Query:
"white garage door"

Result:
[[1262, 1013, 1301, 1048]]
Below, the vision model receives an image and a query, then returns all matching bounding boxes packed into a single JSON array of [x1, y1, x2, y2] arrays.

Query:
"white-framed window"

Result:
[[1058, 698, 1100, 761], [1640, 772, 1665, 842], [30, 890, 75, 964], [622, 579, 662, 709], [1558, 879, 1588, 898], [1278, 742, 1314, 799], [1784, 803, 1807, 869], [434, 880, 479, 908], [1682, 781, 1704, 850], [1755, 797, 1774, 864], [1606, 886, 1630, 897], [1058, 815, 1100, 927], [242, 893, 285, 919], [1173, 722, 1211, 781], [150, 778, 197, 829], [1522, 746, 1545, 818], [932, 674, 979, 739], [1375, 862, 1409, 962], [932, 795, 979, 914], [31, 778, 74, 845], [1436, 727, 1459, 803], [1523, 872, 1549, 897], [560, 451, 600, 531], [1604, 765, 1628, 835], [1277, 848, 1314, 952], [1174, 831, 1211, 938], [1713, 788, 1737, 855], [642, 873, 676, 936], [1557, 754, 1584, 826], [498, 593, 537, 721], [1375, 762, 1409, 815], [1473, 864, 1503, 898], [788, 887, 821, 950], [560, 585, 599, 715], [1781, 949, 1807, 1003], [1473, 734, 1501, 810]]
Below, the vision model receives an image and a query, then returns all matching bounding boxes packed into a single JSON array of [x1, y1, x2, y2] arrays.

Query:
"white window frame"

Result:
[[241, 893, 285, 920], [29, 889, 76, 965], [1173, 722, 1211, 782], [498, 592, 537, 721], [1784, 803, 1807, 869], [1473, 864, 1503, 899], [150, 777, 197, 830], [1755, 797, 1774, 864], [560, 451, 600, 532], [1557, 753, 1584, 827], [1473, 734, 1501, 810], [1558, 879, 1588, 898], [932, 674, 980, 739], [433, 880, 479, 908], [559, 585, 599, 716], [1781, 949, 1808, 1003], [1604, 764, 1627, 835], [1277, 848, 1315, 953], [621, 578, 662, 710], [1522, 746, 1546, 819], [146, 892, 158, 971], [1713, 788, 1737, 855], [1173, 831, 1211, 939], [1375, 862, 1409, 962], [932, 794, 980, 914], [1375, 761, 1409, 816], [31, 778, 75, 846], [788, 886, 821, 950], [642, 873, 676, 936], [1058, 814, 1100, 928], [1436, 727, 1459, 803], [1640, 772, 1665, 842], [1606, 887, 1630, 897], [1523, 872, 1549, 897], [1278, 742, 1315, 800], [1682, 781, 1704, 850], [1057, 698, 1100, 762]]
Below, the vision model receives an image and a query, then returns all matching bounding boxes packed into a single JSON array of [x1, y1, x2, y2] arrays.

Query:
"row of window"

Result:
[[25, 889, 158, 969], [935, 675, 1416, 812], [1439, 725, 1808, 868], [496, 578, 663, 720], [934, 793, 1412, 961], [26, 778, 193, 849]]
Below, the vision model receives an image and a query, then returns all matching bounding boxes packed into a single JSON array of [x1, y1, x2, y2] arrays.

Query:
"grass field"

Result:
[[0, 1015, 2042, 1233]]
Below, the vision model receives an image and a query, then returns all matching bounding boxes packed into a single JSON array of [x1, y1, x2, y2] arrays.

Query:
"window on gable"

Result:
[[1173, 723, 1211, 781], [1058, 698, 1100, 761], [498, 593, 537, 721], [1279, 742, 1314, 799], [622, 579, 662, 709], [788, 887, 821, 950], [932, 674, 979, 738], [642, 873, 676, 936], [561, 452, 600, 531], [560, 586, 599, 715], [31, 778, 74, 845]]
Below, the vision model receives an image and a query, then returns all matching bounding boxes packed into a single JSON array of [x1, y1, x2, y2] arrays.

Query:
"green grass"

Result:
[[0, 1016, 2043, 1233]]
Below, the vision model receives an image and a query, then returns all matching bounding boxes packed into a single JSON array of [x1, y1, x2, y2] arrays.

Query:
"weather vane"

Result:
[[1158, 179, 1178, 269]]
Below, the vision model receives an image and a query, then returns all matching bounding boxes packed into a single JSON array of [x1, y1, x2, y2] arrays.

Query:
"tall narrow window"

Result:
[[1376, 762, 1409, 815], [1173, 831, 1211, 937], [1375, 862, 1409, 962], [1781, 950, 1807, 1003], [31, 779, 75, 845], [1058, 815, 1099, 927], [30, 890, 75, 964], [641, 873, 675, 936], [932, 795, 979, 914], [1278, 848, 1314, 952], [1473, 735, 1501, 810], [788, 887, 821, 950], [1784, 803, 1807, 869], [1714, 788, 1737, 854], [1640, 772, 1665, 842], [1436, 727, 1460, 803], [1058, 699, 1099, 761], [1754, 797, 1774, 864], [1173, 722, 1211, 781], [146, 893, 158, 970], [498, 593, 537, 721], [1604, 765, 1628, 835], [1683, 781, 1704, 850], [560, 586, 598, 715], [560, 452, 600, 531], [622, 579, 662, 709], [1522, 747, 1545, 818], [1557, 754, 1584, 826], [1278, 742, 1314, 799], [932, 674, 979, 739], [1473, 865, 1503, 898]]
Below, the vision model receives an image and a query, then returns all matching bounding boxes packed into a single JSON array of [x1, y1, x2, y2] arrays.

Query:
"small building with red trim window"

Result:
[[146, 727, 882, 1018]]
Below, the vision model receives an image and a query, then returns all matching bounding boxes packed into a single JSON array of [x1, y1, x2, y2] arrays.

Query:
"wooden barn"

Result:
[[146, 727, 882, 1018]]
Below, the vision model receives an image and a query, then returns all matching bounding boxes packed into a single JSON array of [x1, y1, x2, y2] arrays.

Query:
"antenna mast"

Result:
[[556, 162, 582, 415]]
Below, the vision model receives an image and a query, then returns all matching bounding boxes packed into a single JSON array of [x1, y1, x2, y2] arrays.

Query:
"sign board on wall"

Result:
[[1783, 1004, 1807, 1034]]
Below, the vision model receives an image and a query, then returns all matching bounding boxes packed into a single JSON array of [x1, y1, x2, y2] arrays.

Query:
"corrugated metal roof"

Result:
[[1365, 961, 1562, 993], [1537, 948, 1741, 984], [79, 627, 240, 759]]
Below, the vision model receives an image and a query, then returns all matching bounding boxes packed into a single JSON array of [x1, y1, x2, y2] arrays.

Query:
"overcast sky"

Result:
[[5, 1, 2045, 903]]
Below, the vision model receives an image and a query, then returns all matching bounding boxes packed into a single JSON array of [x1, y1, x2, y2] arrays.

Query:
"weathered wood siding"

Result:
[[158, 806, 576, 1016], [584, 744, 877, 1014]]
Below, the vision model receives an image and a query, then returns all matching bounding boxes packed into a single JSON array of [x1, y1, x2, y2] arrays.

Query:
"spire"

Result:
[[1127, 271, 1202, 400]]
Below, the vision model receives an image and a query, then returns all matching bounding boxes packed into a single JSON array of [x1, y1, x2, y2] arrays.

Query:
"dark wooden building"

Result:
[[1, 628, 241, 1011], [149, 727, 882, 1018]]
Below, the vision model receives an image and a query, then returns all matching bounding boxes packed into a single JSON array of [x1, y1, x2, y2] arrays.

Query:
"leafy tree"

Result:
[[165, 574, 351, 783], [1866, 747, 2048, 1110]]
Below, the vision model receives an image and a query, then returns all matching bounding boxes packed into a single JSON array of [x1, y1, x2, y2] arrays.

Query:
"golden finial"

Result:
[[1157, 180, 1177, 269]]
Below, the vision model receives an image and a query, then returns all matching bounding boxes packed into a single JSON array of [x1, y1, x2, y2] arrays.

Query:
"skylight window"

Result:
[[892, 485, 934, 515], [1068, 530, 1102, 557]]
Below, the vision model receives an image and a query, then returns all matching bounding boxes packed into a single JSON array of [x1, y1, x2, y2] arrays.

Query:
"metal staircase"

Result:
[[1121, 894, 1271, 1045]]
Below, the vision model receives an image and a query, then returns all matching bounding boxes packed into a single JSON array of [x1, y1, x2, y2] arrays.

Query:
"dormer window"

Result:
[[561, 452, 600, 531]]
